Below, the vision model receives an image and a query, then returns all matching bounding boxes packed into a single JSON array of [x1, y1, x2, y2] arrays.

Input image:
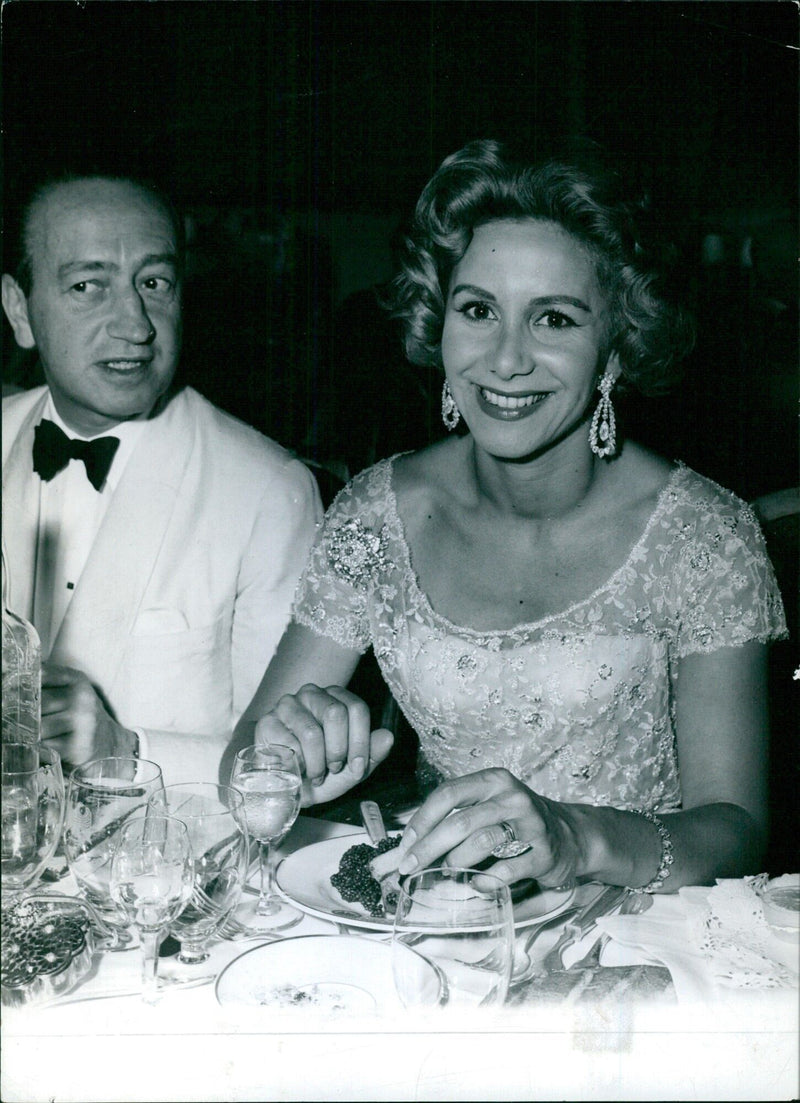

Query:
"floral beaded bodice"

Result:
[[292, 458, 787, 811]]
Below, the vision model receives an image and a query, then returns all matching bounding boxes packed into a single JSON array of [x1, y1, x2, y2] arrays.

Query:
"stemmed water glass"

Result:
[[1, 743, 65, 900], [230, 743, 302, 931], [391, 867, 515, 1012], [109, 813, 194, 1003], [63, 757, 165, 947], [148, 783, 249, 964]]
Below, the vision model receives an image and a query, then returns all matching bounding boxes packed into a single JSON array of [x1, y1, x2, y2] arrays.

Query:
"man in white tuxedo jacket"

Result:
[[2, 173, 322, 784]]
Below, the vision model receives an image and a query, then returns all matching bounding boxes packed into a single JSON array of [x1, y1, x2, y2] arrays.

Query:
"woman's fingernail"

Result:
[[311, 774, 326, 787], [328, 760, 344, 774], [398, 853, 418, 875], [351, 757, 366, 778]]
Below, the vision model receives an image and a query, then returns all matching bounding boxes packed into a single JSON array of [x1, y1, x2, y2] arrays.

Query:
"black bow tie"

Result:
[[32, 419, 121, 492]]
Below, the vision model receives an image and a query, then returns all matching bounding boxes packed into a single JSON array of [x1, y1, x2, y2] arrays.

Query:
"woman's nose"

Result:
[[491, 323, 532, 379], [107, 289, 155, 344]]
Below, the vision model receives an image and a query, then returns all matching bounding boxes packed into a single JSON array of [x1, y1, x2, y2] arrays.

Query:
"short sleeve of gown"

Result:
[[290, 465, 390, 654], [665, 479, 789, 658]]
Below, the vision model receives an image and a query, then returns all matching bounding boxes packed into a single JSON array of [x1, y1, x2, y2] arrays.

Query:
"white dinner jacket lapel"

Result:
[[49, 389, 195, 697], [1, 388, 49, 620]]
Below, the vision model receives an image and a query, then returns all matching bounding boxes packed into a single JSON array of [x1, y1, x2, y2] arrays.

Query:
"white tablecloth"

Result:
[[3, 817, 798, 1102]]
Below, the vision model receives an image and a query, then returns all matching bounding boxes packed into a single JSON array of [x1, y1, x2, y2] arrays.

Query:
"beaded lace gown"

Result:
[[292, 457, 787, 811]]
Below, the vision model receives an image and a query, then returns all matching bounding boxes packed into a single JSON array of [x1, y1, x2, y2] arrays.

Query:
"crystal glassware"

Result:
[[109, 813, 193, 1003], [63, 757, 164, 947], [1, 743, 65, 900], [2, 552, 41, 746], [391, 867, 515, 1011], [230, 744, 302, 931], [148, 782, 249, 964]]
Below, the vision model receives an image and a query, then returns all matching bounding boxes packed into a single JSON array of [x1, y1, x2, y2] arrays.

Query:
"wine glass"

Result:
[[1, 743, 65, 900], [109, 812, 194, 1003], [148, 783, 249, 964], [391, 867, 515, 1012], [63, 756, 164, 947], [230, 743, 302, 931]]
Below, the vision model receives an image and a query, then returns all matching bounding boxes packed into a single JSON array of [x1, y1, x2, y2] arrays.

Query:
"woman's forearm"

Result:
[[218, 624, 363, 788], [569, 801, 766, 892]]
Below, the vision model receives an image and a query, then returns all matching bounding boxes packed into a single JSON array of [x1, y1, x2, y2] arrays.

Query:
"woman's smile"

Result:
[[476, 385, 551, 419]]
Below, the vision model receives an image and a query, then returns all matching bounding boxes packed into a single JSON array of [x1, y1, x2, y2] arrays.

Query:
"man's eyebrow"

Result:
[[138, 253, 179, 270], [57, 260, 114, 279], [450, 283, 592, 313], [57, 253, 179, 279]]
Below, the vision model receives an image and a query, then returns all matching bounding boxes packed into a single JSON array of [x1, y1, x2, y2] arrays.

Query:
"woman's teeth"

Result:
[[479, 388, 547, 409]]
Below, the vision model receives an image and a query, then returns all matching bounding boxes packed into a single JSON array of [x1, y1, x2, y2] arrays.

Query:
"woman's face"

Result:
[[441, 218, 618, 461]]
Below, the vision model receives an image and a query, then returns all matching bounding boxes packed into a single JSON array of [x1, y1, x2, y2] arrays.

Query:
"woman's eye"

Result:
[[536, 310, 575, 329], [459, 301, 496, 322]]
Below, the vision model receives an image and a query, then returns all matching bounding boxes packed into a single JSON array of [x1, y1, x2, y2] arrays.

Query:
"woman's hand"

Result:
[[255, 683, 394, 806], [395, 768, 583, 889]]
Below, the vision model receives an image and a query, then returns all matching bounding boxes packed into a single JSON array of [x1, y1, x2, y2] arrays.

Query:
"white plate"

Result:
[[215, 934, 440, 1014], [274, 833, 575, 932]]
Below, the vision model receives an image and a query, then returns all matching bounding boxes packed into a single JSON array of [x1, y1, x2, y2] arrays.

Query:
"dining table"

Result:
[[2, 814, 797, 1103]]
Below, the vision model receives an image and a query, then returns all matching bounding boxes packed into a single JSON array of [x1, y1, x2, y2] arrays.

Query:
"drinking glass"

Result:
[[391, 868, 515, 1011], [148, 783, 249, 964], [109, 813, 193, 1003], [63, 757, 164, 946], [1, 743, 65, 900], [230, 743, 302, 930]]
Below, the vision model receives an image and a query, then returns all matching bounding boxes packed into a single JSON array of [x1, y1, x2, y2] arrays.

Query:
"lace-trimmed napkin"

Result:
[[591, 874, 799, 1004]]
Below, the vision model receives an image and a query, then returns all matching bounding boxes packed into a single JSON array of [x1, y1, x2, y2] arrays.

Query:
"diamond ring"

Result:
[[491, 821, 532, 860]]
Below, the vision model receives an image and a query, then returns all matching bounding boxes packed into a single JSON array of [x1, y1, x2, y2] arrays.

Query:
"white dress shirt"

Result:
[[33, 397, 145, 655], [32, 398, 149, 755]]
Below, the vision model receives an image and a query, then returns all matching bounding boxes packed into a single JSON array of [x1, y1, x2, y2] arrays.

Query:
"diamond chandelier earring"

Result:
[[589, 370, 617, 457], [441, 380, 461, 431]]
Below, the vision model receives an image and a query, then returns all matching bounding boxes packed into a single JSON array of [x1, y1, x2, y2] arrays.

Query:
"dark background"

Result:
[[2, 0, 797, 494], [2, 1, 798, 860]]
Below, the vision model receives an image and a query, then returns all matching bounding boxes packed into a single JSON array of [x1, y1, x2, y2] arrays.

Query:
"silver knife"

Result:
[[360, 800, 388, 846], [360, 800, 401, 915], [538, 884, 629, 974]]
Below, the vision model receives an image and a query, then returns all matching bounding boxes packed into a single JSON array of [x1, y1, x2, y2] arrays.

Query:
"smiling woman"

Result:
[[229, 139, 787, 904]]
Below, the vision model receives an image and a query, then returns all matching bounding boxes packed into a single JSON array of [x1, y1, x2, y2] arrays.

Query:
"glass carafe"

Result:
[[2, 550, 41, 746]]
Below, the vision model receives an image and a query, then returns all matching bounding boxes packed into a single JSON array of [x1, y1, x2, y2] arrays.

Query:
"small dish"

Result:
[[761, 874, 800, 943], [214, 934, 440, 1016]]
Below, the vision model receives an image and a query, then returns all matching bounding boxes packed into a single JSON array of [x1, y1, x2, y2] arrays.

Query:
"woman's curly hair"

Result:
[[388, 139, 695, 395]]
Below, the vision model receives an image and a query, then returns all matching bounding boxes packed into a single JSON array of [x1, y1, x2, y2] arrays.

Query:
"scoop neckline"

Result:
[[381, 455, 686, 639]]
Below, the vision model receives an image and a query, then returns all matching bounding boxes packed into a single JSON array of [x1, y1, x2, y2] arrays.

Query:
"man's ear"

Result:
[[1, 274, 36, 350]]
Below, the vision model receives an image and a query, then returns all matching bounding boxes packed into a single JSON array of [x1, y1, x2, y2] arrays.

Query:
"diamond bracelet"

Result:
[[630, 809, 674, 893]]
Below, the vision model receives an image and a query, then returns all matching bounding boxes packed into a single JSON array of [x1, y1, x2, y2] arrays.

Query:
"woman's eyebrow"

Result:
[[450, 282, 498, 300], [529, 295, 592, 313]]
